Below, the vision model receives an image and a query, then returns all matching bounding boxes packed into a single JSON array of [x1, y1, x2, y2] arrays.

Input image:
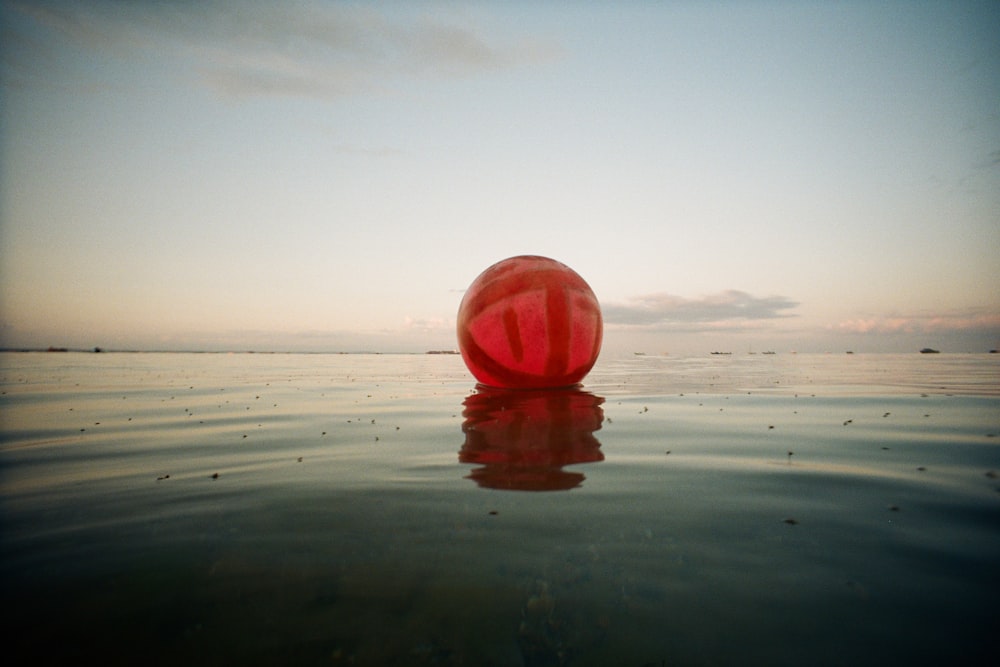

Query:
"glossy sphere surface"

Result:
[[457, 255, 603, 389]]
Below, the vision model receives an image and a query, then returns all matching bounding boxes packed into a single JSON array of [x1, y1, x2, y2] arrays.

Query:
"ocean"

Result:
[[1, 351, 998, 666]]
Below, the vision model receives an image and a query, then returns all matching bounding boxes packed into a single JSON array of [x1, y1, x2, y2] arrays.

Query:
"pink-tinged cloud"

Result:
[[403, 316, 453, 332], [833, 311, 1000, 335]]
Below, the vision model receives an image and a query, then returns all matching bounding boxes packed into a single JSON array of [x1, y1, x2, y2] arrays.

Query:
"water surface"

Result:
[[2, 352, 998, 665]]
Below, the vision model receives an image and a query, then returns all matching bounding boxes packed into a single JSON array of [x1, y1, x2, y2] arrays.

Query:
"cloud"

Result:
[[3, 0, 558, 98], [402, 316, 453, 332], [603, 290, 799, 331], [832, 310, 1000, 336]]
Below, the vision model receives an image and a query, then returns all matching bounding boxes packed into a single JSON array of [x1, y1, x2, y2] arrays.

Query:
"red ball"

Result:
[[457, 255, 603, 388]]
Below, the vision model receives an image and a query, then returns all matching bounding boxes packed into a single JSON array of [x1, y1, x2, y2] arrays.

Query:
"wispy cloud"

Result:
[[402, 316, 453, 333], [832, 309, 1000, 335], [603, 290, 799, 332], [3, 0, 559, 98]]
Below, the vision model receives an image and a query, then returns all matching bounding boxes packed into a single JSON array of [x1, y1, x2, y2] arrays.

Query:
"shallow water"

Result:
[[1, 352, 998, 666]]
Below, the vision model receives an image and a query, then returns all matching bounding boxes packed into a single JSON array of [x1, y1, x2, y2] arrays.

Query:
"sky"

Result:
[[1, 0, 998, 355]]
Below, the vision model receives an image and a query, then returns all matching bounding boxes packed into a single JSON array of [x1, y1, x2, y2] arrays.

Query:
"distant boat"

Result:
[[710, 351, 732, 355], [920, 348, 940, 354], [762, 351, 776, 355]]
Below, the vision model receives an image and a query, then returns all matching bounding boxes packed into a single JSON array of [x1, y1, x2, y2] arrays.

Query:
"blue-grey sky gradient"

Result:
[[1, 0, 998, 354]]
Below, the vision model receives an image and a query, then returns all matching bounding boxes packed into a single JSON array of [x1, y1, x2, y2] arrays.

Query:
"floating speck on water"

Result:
[[888, 505, 900, 512], [783, 518, 799, 525], [210, 473, 219, 479], [917, 466, 927, 472], [843, 419, 853, 425]]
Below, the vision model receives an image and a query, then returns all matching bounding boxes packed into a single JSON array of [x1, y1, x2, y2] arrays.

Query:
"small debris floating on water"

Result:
[[783, 518, 799, 525], [211, 472, 219, 479]]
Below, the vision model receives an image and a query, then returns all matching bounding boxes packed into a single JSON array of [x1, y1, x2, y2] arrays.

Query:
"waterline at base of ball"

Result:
[[456, 255, 603, 389]]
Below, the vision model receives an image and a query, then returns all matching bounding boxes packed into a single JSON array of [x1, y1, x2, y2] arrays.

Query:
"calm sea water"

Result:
[[2, 352, 998, 666]]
